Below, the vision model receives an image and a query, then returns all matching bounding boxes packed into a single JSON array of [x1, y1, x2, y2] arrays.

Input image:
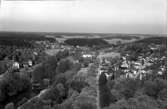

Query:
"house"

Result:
[[12, 62, 20, 70], [97, 52, 121, 63], [82, 54, 93, 58], [120, 61, 129, 69], [28, 60, 33, 67]]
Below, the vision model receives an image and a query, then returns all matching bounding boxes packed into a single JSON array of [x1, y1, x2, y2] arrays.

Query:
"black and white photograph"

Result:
[[0, 0, 166, 109]]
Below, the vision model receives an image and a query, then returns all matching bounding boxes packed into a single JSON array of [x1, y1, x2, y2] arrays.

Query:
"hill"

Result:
[[64, 38, 110, 47]]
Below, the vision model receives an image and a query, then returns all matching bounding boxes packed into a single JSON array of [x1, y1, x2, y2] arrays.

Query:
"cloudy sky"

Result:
[[0, 0, 166, 34]]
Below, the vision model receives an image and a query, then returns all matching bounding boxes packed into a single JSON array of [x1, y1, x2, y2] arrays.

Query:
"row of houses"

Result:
[[97, 49, 167, 80], [119, 54, 167, 80]]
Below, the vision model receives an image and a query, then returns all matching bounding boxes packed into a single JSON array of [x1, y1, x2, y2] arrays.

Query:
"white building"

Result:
[[12, 62, 20, 70]]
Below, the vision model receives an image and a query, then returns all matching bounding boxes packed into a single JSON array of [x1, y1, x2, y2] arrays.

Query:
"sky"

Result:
[[0, 0, 166, 34]]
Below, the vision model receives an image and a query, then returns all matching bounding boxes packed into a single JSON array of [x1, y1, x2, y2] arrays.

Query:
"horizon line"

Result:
[[0, 30, 167, 36]]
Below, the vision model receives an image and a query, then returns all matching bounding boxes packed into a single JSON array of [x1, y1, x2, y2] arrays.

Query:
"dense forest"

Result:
[[136, 37, 167, 45], [0, 32, 55, 48], [99, 75, 167, 109], [0, 47, 97, 109], [64, 38, 110, 47]]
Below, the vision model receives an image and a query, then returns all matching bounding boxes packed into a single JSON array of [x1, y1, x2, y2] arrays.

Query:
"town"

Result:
[[0, 32, 167, 109]]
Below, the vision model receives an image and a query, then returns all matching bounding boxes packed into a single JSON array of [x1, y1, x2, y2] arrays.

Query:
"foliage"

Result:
[[72, 87, 96, 109], [68, 79, 89, 93], [99, 73, 116, 108], [143, 79, 167, 98], [0, 32, 55, 48], [99, 73, 107, 86], [0, 61, 8, 74], [32, 56, 58, 83], [104, 95, 159, 109], [56, 50, 69, 61], [56, 59, 73, 74], [136, 37, 167, 45], [104, 77, 167, 109], [64, 38, 109, 47], [4, 102, 14, 109], [0, 72, 31, 108]]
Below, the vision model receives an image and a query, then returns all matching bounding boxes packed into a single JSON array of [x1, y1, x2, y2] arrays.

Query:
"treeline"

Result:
[[0, 32, 55, 48], [0, 32, 55, 42], [64, 38, 110, 47], [0, 40, 33, 48], [104, 35, 140, 40], [136, 37, 167, 45], [117, 37, 167, 61]]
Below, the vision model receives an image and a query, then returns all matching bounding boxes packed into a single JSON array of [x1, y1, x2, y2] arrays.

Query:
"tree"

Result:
[[158, 88, 167, 101], [0, 72, 31, 108], [143, 80, 160, 98], [56, 50, 69, 60], [99, 73, 107, 86], [112, 78, 140, 100], [4, 102, 14, 109], [32, 55, 58, 83], [68, 80, 89, 93], [0, 61, 8, 74], [73, 95, 96, 109], [99, 73, 116, 108], [56, 59, 73, 74]]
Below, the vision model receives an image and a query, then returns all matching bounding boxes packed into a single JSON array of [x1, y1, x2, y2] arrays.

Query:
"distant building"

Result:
[[28, 60, 33, 67], [82, 54, 93, 58], [12, 62, 20, 70], [98, 52, 120, 63]]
